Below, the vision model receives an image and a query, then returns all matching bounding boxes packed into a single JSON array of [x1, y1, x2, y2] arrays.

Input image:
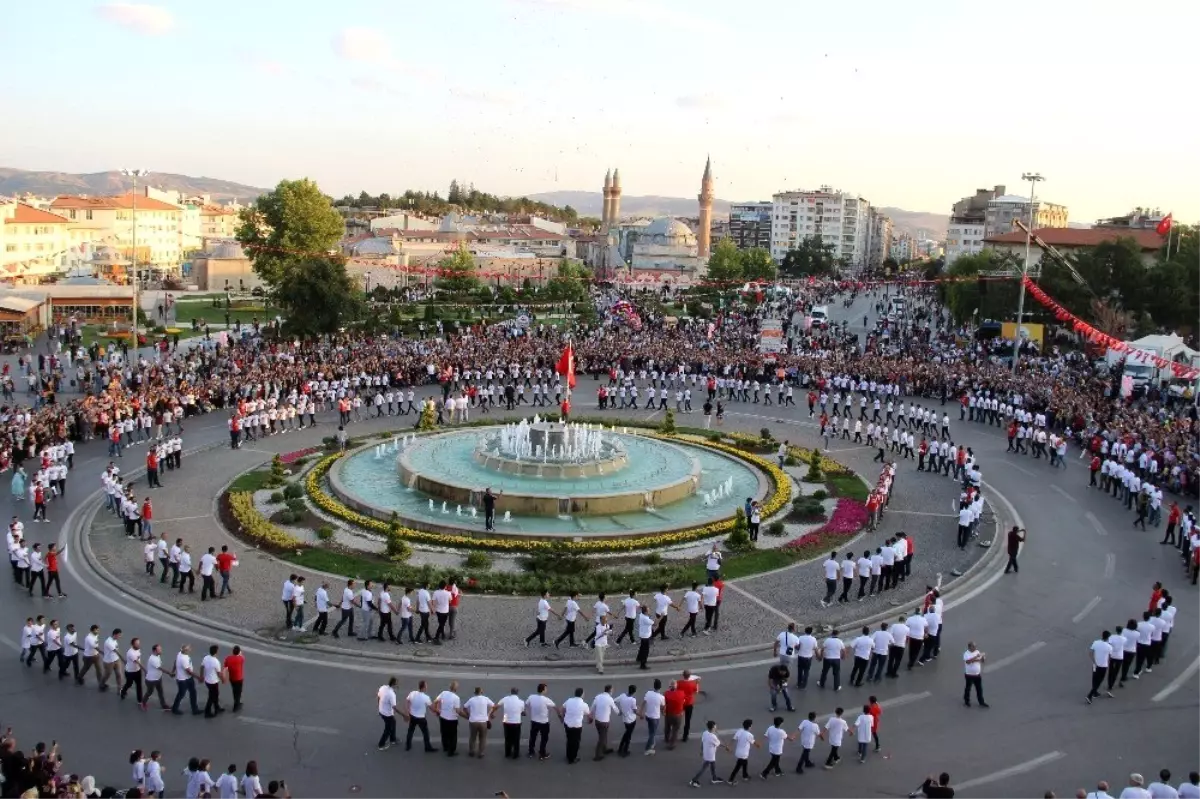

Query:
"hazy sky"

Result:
[[5, 0, 1197, 221]]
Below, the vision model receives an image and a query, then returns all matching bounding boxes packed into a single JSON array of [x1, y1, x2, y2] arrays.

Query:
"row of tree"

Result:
[[335, 183, 584, 225], [939, 227, 1199, 339]]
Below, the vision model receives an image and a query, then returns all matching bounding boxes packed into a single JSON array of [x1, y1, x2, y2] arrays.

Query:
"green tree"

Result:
[[740, 247, 778, 282], [236, 178, 345, 288], [434, 244, 481, 295], [543, 260, 587, 302], [941, 251, 1020, 324], [779, 236, 836, 277], [273, 257, 362, 336], [705, 238, 744, 283]]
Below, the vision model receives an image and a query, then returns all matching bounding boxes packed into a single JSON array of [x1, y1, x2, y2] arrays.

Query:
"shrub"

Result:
[[416, 403, 437, 431], [726, 507, 753, 552], [759, 427, 773, 442], [811, 489, 829, 501], [790, 496, 827, 522], [783, 454, 799, 466], [804, 448, 824, 482], [271, 454, 286, 480], [263, 476, 284, 489], [292, 457, 309, 468], [521, 543, 593, 575], [766, 521, 786, 537], [286, 498, 306, 514], [386, 532, 413, 563], [463, 551, 493, 570], [282, 483, 303, 500], [228, 492, 303, 549], [658, 408, 677, 436], [642, 552, 663, 566], [707, 432, 723, 443], [317, 525, 335, 541], [269, 491, 284, 504]]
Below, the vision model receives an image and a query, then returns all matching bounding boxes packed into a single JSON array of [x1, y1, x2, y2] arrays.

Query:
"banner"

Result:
[[759, 319, 784, 353], [1001, 322, 1044, 349]]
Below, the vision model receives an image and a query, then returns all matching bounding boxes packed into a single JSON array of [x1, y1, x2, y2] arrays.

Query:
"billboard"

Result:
[[1002, 322, 1044, 349], [759, 319, 785, 353]]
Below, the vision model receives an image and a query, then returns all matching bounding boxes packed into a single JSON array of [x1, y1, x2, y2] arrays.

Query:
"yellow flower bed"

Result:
[[228, 491, 305, 549], [303, 431, 796, 554]]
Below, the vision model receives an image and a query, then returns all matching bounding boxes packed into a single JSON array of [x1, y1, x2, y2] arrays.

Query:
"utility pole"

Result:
[[1012, 172, 1044, 375], [121, 168, 149, 349]]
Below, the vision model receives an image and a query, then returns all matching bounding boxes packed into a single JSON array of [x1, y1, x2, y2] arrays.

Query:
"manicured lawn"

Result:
[[277, 546, 397, 580], [228, 470, 275, 492], [827, 473, 869, 501], [173, 300, 268, 326]]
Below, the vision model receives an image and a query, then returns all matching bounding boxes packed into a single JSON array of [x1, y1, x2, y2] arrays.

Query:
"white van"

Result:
[[810, 305, 829, 329], [889, 297, 906, 315]]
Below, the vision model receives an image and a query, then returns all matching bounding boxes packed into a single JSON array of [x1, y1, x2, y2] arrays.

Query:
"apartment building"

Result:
[[890, 231, 918, 262], [727, 202, 772, 251], [770, 187, 870, 265], [50, 192, 186, 269], [984, 195, 1068, 239], [867, 210, 893, 267], [1, 202, 74, 278], [944, 185, 1004, 264]]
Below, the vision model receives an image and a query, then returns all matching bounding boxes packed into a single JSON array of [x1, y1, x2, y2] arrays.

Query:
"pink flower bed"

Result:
[[279, 447, 321, 465], [783, 498, 868, 553]]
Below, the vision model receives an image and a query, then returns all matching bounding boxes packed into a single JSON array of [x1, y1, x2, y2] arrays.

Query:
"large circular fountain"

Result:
[[328, 419, 767, 539]]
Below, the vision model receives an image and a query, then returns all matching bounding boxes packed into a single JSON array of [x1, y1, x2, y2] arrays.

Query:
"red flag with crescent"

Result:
[[556, 343, 577, 389]]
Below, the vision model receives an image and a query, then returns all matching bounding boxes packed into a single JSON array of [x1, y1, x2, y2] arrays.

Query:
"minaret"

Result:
[[602, 169, 613, 229], [698, 156, 714, 258], [610, 168, 622, 226]]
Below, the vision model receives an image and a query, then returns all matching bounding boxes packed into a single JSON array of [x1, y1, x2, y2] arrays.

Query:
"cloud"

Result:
[[95, 3, 175, 35], [331, 27, 394, 66], [675, 93, 725, 111], [450, 86, 521, 105], [511, 0, 724, 34]]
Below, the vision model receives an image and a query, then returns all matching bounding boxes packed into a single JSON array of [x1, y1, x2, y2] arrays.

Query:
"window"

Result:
[[86, 210, 93, 220]]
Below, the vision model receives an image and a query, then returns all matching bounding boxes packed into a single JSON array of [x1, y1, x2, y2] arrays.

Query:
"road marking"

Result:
[[1071, 596, 1102, 624], [997, 460, 1037, 478], [724, 582, 799, 627], [1050, 485, 1078, 504], [1086, 512, 1108, 536], [239, 716, 341, 735], [1104, 553, 1116, 579], [987, 641, 1046, 673], [954, 751, 1066, 792], [1152, 656, 1200, 702]]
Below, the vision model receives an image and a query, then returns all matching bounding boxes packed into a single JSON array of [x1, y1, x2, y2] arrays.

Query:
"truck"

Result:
[[1106, 334, 1193, 391]]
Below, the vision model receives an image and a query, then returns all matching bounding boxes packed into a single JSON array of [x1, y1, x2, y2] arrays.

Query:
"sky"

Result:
[[4, 0, 1197, 222]]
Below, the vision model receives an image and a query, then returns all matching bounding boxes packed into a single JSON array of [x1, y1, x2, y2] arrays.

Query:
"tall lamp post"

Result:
[[1011, 171, 1044, 375], [121, 168, 149, 348]]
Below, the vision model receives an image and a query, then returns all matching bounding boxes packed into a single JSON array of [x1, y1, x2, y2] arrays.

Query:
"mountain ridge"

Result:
[[0, 168, 266, 202]]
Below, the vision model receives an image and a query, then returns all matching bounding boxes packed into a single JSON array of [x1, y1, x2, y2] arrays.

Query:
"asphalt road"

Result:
[[1, 292, 1195, 798]]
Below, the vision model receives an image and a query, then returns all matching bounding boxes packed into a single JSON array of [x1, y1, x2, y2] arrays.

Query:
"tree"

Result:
[[543, 259, 587, 302], [740, 247, 778, 282], [940, 250, 1022, 324], [779, 236, 836, 277], [704, 238, 743, 283], [434, 244, 481, 295], [273, 257, 362, 336], [236, 178, 345, 288]]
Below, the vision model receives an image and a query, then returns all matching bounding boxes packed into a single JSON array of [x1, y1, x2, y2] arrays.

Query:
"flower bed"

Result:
[[279, 447, 321, 465], [781, 498, 869, 557], [302, 431, 792, 554], [225, 491, 305, 550]]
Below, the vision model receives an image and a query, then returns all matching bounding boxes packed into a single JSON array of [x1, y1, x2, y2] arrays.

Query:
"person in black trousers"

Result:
[[500, 687, 523, 759], [331, 579, 356, 639], [727, 719, 757, 783], [378, 677, 399, 750], [405, 680, 436, 752], [963, 642, 988, 707], [1003, 526, 1025, 574], [376, 583, 396, 642]]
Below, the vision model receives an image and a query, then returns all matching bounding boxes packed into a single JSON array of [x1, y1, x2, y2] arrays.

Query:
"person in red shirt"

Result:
[[216, 545, 236, 597], [1089, 455, 1101, 488], [1148, 581, 1163, 613], [560, 397, 571, 422], [677, 669, 700, 743], [448, 578, 461, 640], [141, 498, 153, 540], [146, 449, 162, 489], [223, 645, 246, 712], [867, 696, 882, 752], [44, 543, 65, 598], [32, 484, 46, 523], [712, 576, 725, 631], [661, 681, 686, 750], [1162, 502, 1181, 546]]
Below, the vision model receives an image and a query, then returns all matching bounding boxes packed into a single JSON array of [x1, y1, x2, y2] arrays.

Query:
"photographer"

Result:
[[909, 772, 954, 798]]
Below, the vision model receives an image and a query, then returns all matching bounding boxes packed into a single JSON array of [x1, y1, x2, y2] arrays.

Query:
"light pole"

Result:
[[1011, 171, 1044, 374], [121, 168, 149, 348]]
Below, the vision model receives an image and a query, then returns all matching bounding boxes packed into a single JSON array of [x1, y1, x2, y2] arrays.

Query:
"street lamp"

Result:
[[1011, 171, 1044, 374], [121, 168, 149, 348]]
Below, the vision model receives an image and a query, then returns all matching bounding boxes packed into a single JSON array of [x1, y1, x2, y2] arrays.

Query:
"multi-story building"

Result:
[[984, 195, 1068, 239], [50, 192, 186, 270], [1, 202, 74, 278], [866, 210, 893, 267], [944, 185, 1005, 264], [770, 186, 870, 266], [727, 202, 772, 251], [984, 227, 1164, 268], [890, 232, 918, 263], [1094, 208, 1167, 230]]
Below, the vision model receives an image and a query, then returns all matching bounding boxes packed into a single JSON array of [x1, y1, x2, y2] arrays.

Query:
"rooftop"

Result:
[[50, 193, 183, 212], [984, 227, 1164, 250], [4, 203, 70, 225]]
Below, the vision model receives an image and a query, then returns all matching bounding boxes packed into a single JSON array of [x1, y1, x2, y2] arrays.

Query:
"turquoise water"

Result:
[[337, 430, 763, 535]]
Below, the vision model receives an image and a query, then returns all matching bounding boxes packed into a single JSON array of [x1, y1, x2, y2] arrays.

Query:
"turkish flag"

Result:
[[1156, 214, 1173, 236], [555, 343, 577, 389]]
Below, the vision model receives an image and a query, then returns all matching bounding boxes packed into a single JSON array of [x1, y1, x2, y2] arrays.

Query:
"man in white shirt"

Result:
[[963, 641, 988, 707], [119, 637, 144, 704], [591, 685, 618, 761], [201, 644, 226, 718], [680, 583, 702, 637], [726, 718, 759, 784], [906, 611, 928, 669], [886, 616, 909, 678], [170, 643, 202, 715], [635, 605, 655, 670], [795, 711, 822, 774], [774, 623, 800, 668], [314, 582, 330, 635], [615, 686, 639, 757], [404, 680, 436, 752], [463, 686, 496, 758], [823, 708, 849, 768], [377, 677, 399, 750], [432, 582, 452, 644], [100, 628, 123, 692], [867, 622, 891, 683], [689, 720, 727, 787], [1120, 773, 1153, 799], [526, 683, 556, 760], [1175, 771, 1199, 798], [821, 552, 840, 607], [497, 687, 526, 760], [1087, 630, 1114, 704], [357, 580, 377, 641], [142, 643, 167, 710], [849, 626, 874, 687], [594, 614, 612, 674], [796, 626, 818, 688], [433, 680, 464, 757], [641, 679, 666, 755], [525, 590, 559, 648], [281, 575, 296, 629], [817, 630, 845, 691], [701, 580, 720, 634], [853, 705, 875, 762], [199, 547, 218, 601], [759, 717, 788, 780], [1147, 769, 1180, 799], [560, 687, 591, 764], [704, 545, 723, 580], [331, 578, 357, 639]]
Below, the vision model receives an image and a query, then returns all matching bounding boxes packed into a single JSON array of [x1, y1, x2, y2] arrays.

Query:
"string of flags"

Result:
[[1021, 277, 1200, 381]]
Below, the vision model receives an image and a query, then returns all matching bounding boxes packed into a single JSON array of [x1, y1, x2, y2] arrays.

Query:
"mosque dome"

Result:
[[209, 241, 247, 259], [643, 217, 696, 246], [351, 237, 397, 256]]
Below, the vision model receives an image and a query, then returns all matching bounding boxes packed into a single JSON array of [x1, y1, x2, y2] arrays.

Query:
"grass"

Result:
[[228, 470, 276, 492], [277, 546, 397, 579], [173, 300, 268, 326], [827, 473, 870, 502]]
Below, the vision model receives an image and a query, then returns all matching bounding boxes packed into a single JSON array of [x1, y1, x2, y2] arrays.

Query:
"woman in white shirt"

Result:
[[145, 750, 165, 798], [240, 760, 263, 797], [130, 750, 146, 792]]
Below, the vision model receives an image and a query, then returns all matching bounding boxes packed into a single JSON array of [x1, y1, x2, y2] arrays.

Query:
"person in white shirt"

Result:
[[170, 643, 201, 715], [816, 630, 845, 691], [1120, 773, 1154, 799], [725, 718, 760, 784], [795, 711, 822, 774], [141, 643, 167, 711], [906, 611, 928, 669], [100, 628, 123, 692], [1175, 770, 1199, 799], [560, 687, 591, 764], [497, 687, 526, 760], [433, 680, 464, 756], [377, 677, 399, 750], [590, 685, 618, 760], [525, 590, 560, 647], [853, 705, 875, 762], [404, 680, 436, 752], [214, 764, 239, 799], [594, 614, 612, 674], [1147, 769, 1181, 799], [680, 583, 702, 637], [280, 575, 296, 629], [635, 606, 655, 670], [963, 641, 988, 707], [463, 686, 496, 758], [313, 582, 330, 635], [331, 578, 357, 639], [757, 716, 789, 780], [1087, 630, 1114, 703], [795, 627, 818, 688], [526, 683, 557, 760], [555, 591, 589, 649], [198, 547, 218, 601], [641, 679, 666, 754], [615, 686, 640, 757], [701, 579, 720, 634], [886, 616, 909, 678], [119, 637, 144, 704], [822, 708, 849, 768], [201, 644, 226, 718], [357, 580, 377, 641], [849, 626, 874, 687], [821, 552, 840, 607], [704, 545, 723, 580], [431, 582, 452, 644], [689, 720, 729, 786]]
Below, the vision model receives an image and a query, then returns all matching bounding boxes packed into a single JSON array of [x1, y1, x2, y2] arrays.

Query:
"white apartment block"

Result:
[[867, 210, 893, 267], [1, 202, 75, 278], [944, 219, 987, 264], [50, 192, 186, 269], [770, 187, 871, 265], [983, 195, 1068, 239], [890, 232, 917, 262]]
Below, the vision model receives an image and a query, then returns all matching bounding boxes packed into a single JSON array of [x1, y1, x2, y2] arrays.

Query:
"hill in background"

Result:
[[0, 168, 266, 202]]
